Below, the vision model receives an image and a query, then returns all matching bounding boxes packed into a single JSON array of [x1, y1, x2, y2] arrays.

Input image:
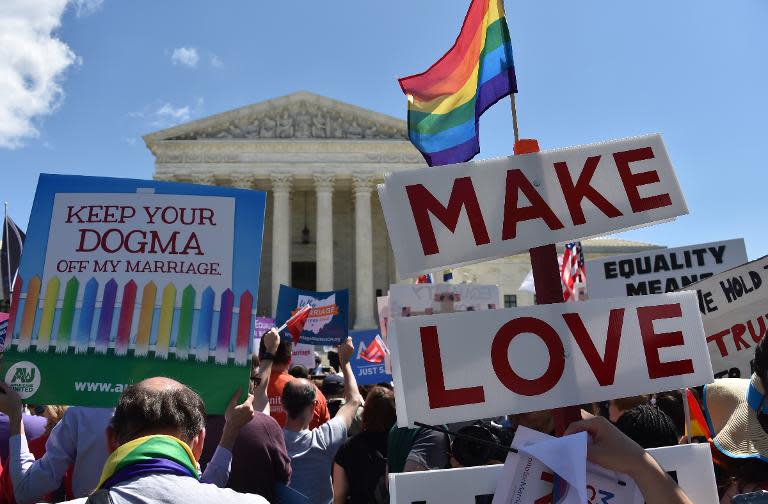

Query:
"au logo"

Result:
[[5, 361, 41, 399]]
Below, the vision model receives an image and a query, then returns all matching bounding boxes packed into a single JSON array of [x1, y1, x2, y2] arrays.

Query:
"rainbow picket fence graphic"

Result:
[[7, 274, 254, 366]]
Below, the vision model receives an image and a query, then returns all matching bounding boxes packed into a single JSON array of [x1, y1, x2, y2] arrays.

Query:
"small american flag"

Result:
[[561, 242, 585, 302], [359, 334, 389, 364], [415, 273, 434, 284]]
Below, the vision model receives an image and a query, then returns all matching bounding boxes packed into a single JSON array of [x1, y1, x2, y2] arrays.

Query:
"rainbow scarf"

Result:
[[399, 0, 517, 166], [96, 435, 200, 489]]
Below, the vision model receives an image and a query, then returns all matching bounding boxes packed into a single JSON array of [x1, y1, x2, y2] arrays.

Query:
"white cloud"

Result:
[[210, 54, 223, 68], [130, 97, 204, 129], [71, 0, 103, 17], [171, 47, 199, 68], [0, 0, 78, 149]]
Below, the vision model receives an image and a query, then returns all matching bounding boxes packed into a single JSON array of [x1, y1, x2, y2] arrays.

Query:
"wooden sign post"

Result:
[[514, 138, 582, 435]]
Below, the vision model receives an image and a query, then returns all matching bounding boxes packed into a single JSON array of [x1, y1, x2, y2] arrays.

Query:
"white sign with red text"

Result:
[[679, 255, 768, 379], [379, 134, 688, 278], [389, 291, 712, 427]]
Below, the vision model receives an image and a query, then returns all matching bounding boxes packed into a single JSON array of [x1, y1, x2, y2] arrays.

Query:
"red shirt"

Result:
[[267, 371, 330, 428]]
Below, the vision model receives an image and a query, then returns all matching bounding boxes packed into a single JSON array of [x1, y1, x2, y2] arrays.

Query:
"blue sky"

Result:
[[2, 0, 767, 258]]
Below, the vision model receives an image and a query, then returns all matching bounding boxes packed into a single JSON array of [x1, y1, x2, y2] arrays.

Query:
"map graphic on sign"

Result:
[[297, 292, 337, 334], [275, 285, 349, 345]]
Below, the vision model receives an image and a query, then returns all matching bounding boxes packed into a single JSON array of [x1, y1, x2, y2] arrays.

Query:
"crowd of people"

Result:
[[0, 327, 766, 503]]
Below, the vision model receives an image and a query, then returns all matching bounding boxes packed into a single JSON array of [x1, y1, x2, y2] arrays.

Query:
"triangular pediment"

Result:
[[143, 91, 408, 142]]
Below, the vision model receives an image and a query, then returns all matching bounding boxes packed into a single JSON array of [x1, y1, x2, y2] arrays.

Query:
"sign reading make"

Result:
[[389, 292, 712, 427], [586, 239, 747, 299], [379, 134, 688, 277]]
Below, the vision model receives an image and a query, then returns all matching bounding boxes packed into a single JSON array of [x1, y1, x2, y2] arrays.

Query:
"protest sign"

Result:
[[377, 295, 391, 373], [389, 291, 712, 427], [253, 316, 315, 370], [274, 285, 349, 345], [378, 134, 688, 277], [389, 438, 717, 503], [389, 283, 499, 316], [349, 329, 392, 385], [0, 312, 8, 352], [1, 174, 266, 413], [640, 444, 718, 504], [679, 255, 768, 378], [586, 238, 747, 299]]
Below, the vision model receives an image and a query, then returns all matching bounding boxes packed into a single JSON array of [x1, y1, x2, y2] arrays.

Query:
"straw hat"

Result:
[[704, 375, 768, 461]]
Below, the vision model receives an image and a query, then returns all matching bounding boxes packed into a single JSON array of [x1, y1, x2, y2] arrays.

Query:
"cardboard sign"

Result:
[[586, 239, 747, 299], [390, 291, 712, 427], [1, 174, 266, 413], [379, 134, 688, 277], [640, 444, 719, 504], [377, 295, 391, 374], [253, 316, 315, 370], [274, 285, 349, 345], [679, 255, 768, 378], [349, 329, 392, 385], [390, 432, 717, 504], [0, 312, 8, 352], [389, 283, 500, 316]]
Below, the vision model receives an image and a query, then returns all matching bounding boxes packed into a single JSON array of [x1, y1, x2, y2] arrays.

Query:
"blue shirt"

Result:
[[283, 417, 347, 504]]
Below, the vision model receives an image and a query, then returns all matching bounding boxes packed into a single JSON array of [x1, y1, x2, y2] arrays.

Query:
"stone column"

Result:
[[230, 173, 253, 189], [352, 173, 376, 329], [314, 173, 335, 292], [270, 173, 293, 315]]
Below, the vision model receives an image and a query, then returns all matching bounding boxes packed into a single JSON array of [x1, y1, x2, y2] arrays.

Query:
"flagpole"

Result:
[[510, 94, 520, 144], [3, 202, 10, 308]]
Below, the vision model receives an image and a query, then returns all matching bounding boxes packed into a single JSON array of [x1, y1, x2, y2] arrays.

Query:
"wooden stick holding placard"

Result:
[[513, 136, 582, 436]]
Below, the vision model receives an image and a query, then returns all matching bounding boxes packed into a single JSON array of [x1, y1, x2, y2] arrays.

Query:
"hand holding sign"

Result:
[[262, 327, 280, 355]]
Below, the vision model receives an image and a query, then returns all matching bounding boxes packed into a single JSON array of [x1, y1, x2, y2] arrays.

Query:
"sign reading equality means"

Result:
[[679, 255, 768, 378], [389, 291, 712, 427], [2, 174, 266, 413], [586, 238, 747, 299], [378, 134, 688, 278]]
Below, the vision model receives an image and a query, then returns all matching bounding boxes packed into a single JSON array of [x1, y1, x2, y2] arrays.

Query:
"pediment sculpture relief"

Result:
[[167, 101, 407, 141]]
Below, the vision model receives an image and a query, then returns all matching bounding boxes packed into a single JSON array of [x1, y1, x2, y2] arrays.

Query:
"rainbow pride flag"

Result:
[[399, 0, 517, 166]]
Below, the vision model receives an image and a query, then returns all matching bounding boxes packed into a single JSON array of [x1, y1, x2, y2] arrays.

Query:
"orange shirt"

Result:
[[267, 371, 330, 429]]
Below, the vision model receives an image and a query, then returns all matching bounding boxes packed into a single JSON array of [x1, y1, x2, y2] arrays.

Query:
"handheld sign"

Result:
[[379, 134, 688, 277], [389, 291, 712, 427], [389, 434, 718, 504], [586, 238, 747, 299], [389, 283, 500, 316], [274, 285, 349, 346], [1, 174, 266, 413], [679, 255, 768, 378], [349, 329, 392, 385]]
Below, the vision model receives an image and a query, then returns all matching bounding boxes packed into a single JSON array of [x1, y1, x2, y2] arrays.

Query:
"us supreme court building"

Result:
[[144, 92, 658, 329]]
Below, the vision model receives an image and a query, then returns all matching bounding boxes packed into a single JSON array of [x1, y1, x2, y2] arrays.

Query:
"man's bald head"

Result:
[[281, 378, 316, 420], [112, 376, 206, 445]]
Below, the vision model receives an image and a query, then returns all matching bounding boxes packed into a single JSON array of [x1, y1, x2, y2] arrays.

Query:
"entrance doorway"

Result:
[[291, 262, 317, 291]]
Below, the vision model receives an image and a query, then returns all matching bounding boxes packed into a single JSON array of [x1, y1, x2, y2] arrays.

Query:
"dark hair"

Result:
[[259, 336, 292, 365], [615, 404, 678, 449], [362, 386, 396, 432], [112, 379, 206, 445], [289, 365, 309, 379], [281, 380, 316, 419], [451, 422, 513, 467], [654, 391, 685, 437]]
